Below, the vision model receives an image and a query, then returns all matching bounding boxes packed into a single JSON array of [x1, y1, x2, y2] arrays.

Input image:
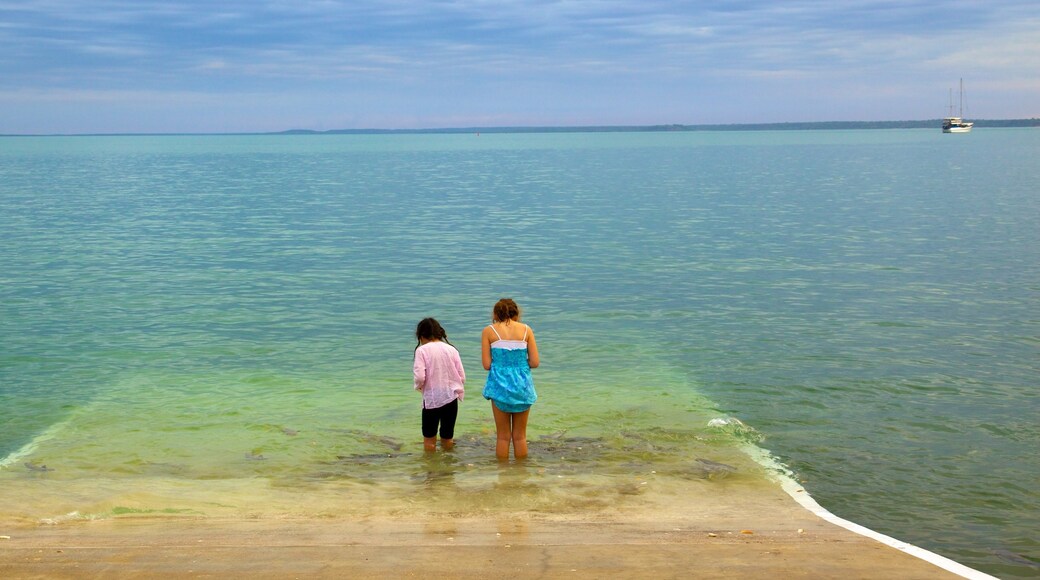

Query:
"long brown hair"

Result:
[[492, 298, 521, 323]]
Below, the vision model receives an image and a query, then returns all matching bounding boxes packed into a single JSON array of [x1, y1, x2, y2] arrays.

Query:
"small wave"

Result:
[[40, 511, 99, 525], [706, 417, 740, 427], [706, 416, 763, 443]]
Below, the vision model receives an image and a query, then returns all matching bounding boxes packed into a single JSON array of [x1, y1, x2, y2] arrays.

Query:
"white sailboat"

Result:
[[942, 79, 973, 133]]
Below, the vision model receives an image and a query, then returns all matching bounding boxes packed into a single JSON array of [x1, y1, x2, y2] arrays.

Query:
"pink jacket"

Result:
[[413, 341, 465, 409]]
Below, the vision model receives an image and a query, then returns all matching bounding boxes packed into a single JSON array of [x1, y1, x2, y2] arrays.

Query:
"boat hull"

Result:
[[942, 117, 973, 133]]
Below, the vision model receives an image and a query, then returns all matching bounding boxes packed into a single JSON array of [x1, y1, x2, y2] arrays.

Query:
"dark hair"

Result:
[[415, 317, 454, 351], [492, 298, 521, 323]]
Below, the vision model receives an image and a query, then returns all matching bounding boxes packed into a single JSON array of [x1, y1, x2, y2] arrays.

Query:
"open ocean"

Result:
[[1, 129, 1037, 577]]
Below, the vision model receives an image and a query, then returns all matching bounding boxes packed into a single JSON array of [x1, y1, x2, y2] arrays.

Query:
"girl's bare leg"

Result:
[[423, 437, 437, 453], [511, 409, 530, 459], [440, 438, 454, 451], [492, 403, 512, 461]]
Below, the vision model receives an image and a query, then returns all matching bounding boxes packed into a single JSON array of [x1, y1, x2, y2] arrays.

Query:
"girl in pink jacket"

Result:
[[413, 318, 466, 452]]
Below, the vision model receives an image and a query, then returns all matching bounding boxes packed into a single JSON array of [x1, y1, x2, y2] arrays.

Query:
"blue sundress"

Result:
[[482, 324, 537, 413]]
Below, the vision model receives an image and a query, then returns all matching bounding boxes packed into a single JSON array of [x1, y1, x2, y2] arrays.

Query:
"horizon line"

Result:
[[3, 118, 1038, 137]]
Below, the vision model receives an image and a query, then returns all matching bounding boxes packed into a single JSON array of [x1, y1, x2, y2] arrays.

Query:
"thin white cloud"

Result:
[[79, 42, 149, 57], [0, 86, 221, 104], [927, 19, 1040, 70]]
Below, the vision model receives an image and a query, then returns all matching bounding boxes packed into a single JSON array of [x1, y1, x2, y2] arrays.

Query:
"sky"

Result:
[[1, 0, 1038, 134]]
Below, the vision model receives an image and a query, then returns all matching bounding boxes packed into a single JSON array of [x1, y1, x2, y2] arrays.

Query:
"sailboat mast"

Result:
[[959, 78, 964, 117], [941, 79, 973, 133]]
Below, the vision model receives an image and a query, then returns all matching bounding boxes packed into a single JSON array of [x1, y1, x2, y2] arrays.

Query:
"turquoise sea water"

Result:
[[1, 130, 1037, 576]]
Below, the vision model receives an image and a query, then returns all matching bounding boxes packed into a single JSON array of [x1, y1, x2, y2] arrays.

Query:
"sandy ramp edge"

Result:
[[745, 444, 998, 580]]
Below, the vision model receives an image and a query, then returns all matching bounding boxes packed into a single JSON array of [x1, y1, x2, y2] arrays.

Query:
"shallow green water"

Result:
[[1, 130, 1037, 576]]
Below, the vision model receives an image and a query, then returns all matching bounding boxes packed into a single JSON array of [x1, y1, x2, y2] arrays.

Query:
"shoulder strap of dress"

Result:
[[521, 325, 528, 341], [489, 324, 502, 340]]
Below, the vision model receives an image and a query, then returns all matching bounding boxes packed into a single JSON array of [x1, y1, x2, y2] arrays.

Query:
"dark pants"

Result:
[[422, 399, 458, 439]]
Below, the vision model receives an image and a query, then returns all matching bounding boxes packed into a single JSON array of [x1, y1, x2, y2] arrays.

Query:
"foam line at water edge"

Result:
[[0, 416, 76, 470], [707, 418, 1000, 580]]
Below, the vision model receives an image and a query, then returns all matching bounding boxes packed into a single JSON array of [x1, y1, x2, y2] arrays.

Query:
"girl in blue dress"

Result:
[[481, 298, 540, 460]]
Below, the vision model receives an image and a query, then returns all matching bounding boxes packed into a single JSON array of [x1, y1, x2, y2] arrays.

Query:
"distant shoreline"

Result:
[[277, 118, 1040, 135], [3, 118, 1038, 137]]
